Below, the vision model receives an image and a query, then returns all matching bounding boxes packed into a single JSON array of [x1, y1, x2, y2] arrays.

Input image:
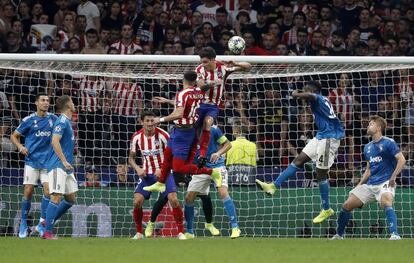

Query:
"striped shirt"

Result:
[[174, 86, 205, 125], [112, 81, 143, 116], [130, 127, 169, 174], [79, 76, 106, 113], [110, 40, 142, 54], [195, 61, 230, 106], [329, 89, 353, 127]]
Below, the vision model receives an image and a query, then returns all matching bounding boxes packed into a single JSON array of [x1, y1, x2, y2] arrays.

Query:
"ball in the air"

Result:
[[228, 36, 246, 54]]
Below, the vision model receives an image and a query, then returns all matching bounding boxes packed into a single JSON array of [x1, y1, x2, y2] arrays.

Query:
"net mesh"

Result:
[[0, 59, 413, 238]]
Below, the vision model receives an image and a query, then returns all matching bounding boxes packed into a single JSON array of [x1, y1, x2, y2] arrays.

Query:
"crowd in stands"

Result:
[[0, 0, 414, 187]]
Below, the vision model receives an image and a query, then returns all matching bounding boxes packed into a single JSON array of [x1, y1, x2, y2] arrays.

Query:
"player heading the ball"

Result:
[[332, 116, 405, 240], [195, 47, 251, 168], [256, 80, 345, 224]]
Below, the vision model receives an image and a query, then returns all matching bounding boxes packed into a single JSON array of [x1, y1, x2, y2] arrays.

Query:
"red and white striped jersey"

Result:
[[110, 40, 142, 54], [174, 86, 205, 125], [195, 61, 230, 106], [79, 76, 106, 113], [130, 127, 169, 174], [112, 81, 143, 116], [329, 89, 353, 127]]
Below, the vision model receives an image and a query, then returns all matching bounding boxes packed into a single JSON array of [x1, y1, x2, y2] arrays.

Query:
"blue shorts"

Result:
[[134, 174, 176, 199], [167, 127, 196, 160], [196, 104, 219, 127]]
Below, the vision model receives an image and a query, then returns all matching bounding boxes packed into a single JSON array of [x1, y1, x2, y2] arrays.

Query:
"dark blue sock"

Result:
[[319, 180, 330, 210], [337, 208, 351, 236], [384, 206, 398, 235], [184, 203, 194, 234], [40, 196, 50, 220], [274, 163, 299, 187], [21, 198, 31, 225], [54, 200, 73, 222], [223, 196, 238, 228], [45, 202, 59, 232]]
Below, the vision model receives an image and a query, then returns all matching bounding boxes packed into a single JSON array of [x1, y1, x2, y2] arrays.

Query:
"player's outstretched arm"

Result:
[[389, 152, 406, 187], [357, 162, 371, 186], [228, 61, 252, 72], [51, 135, 73, 171], [292, 90, 317, 101], [211, 138, 232, 163], [128, 150, 146, 178], [152, 96, 174, 105], [155, 106, 184, 124], [10, 131, 28, 156]]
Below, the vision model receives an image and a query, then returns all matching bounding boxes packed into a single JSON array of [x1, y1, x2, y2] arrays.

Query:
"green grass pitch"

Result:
[[1, 237, 413, 263]]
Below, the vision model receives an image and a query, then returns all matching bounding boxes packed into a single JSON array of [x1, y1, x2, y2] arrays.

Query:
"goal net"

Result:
[[0, 54, 413, 238]]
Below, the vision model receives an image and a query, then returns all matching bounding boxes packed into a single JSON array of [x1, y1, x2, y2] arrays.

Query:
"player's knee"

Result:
[[65, 193, 76, 203], [169, 198, 180, 208], [23, 185, 34, 199], [185, 193, 196, 204], [133, 197, 144, 208], [342, 202, 354, 212], [218, 187, 229, 200], [203, 117, 213, 129], [50, 193, 62, 204], [42, 186, 50, 197]]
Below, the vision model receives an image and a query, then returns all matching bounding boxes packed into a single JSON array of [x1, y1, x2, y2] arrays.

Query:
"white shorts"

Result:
[[350, 180, 395, 204], [48, 168, 78, 195], [23, 165, 48, 185], [302, 137, 340, 169], [187, 166, 229, 195]]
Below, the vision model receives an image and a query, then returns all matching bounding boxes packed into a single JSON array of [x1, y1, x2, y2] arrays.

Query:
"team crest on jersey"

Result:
[[33, 120, 38, 128], [154, 140, 160, 148], [367, 145, 371, 154], [49, 119, 53, 128], [378, 144, 383, 152], [217, 70, 223, 78], [55, 126, 61, 132]]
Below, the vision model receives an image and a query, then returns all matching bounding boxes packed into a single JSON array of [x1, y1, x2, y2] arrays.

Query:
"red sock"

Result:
[[199, 130, 210, 158], [172, 157, 212, 175], [132, 207, 143, 233], [172, 205, 184, 234], [159, 147, 173, 183]]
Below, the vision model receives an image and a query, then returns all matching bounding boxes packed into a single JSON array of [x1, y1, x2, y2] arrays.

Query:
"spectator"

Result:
[[124, 0, 139, 25], [132, 5, 163, 49], [320, 5, 334, 23], [196, 0, 220, 26], [339, 0, 362, 35], [31, 2, 43, 25], [319, 19, 333, 47], [233, 10, 251, 36], [75, 15, 87, 47], [81, 28, 105, 54], [289, 27, 308, 55], [397, 37, 411, 56], [17, 1, 32, 36], [178, 23, 193, 49], [110, 159, 135, 187], [381, 20, 397, 42], [213, 7, 232, 42], [306, 30, 323, 55], [77, 0, 100, 32], [230, 0, 257, 25], [5, 31, 32, 53], [79, 166, 107, 187], [267, 22, 281, 39], [397, 18, 411, 39], [276, 43, 289, 55], [110, 23, 142, 54], [380, 41, 394, 56], [246, 8, 269, 43], [354, 41, 369, 56], [184, 31, 205, 55], [190, 11, 203, 32], [101, 1, 124, 31], [169, 6, 185, 28], [250, 33, 277, 55], [201, 22, 214, 43], [164, 26, 179, 43], [367, 34, 380, 55], [210, 30, 231, 55], [358, 8, 379, 43], [306, 6, 319, 32], [0, 90, 13, 146], [54, 0, 75, 28], [173, 41, 183, 55], [278, 5, 294, 34], [61, 12, 76, 40], [98, 27, 111, 51], [67, 36, 81, 54], [282, 11, 306, 46], [358, 71, 393, 113], [345, 27, 361, 55], [287, 108, 313, 159], [0, 3, 15, 34]]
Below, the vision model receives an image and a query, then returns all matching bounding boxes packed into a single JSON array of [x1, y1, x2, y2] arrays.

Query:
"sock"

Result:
[[318, 180, 330, 210], [384, 206, 398, 235], [132, 207, 143, 233], [172, 157, 212, 175], [150, 196, 168, 222], [40, 196, 50, 222], [159, 147, 173, 183], [20, 198, 31, 225], [200, 195, 213, 224], [199, 130, 210, 157], [184, 203, 195, 234], [337, 208, 351, 236], [172, 206, 184, 234], [274, 163, 299, 187], [45, 202, 59, 232], [223, 196, 238, 228], [54, 199, 73, 222]]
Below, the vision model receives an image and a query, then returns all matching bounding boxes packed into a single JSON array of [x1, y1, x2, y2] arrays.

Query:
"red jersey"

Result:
[[130, 127, 169, 174], [174, 86, 205, 125], [195, 61, 231, 106], [112, 81, 143, 116]]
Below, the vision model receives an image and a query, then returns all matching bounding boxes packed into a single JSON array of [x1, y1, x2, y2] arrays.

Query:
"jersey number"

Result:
[[323, 98, 337, 119]]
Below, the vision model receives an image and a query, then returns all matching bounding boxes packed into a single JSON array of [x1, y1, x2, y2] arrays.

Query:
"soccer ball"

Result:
[[228, 36, 246, 54]]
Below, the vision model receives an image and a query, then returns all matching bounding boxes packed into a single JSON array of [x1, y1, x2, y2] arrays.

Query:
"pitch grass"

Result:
[[1, 237, 413, 263]]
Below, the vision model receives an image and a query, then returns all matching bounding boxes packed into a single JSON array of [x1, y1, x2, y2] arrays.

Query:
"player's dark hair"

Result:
[[199, 46, 216, 59], [56, 95, 72, 112], [306, 80, 322, 92], [35, 93, 48, 101], [141, 110, 157, 120], [183, 71, 197, 84], [370, 115, 387, 132]]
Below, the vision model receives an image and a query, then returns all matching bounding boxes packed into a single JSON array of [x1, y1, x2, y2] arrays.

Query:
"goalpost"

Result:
[[0, 54, 413, 238]]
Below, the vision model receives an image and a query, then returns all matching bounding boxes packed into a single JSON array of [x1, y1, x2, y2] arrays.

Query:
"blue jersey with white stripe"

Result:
[[309, 94, 345, 139], [194, 125, 227, 168], [364, 137, 400, 185], [46, 114, 75, 172], [16, 112, 57, 169]]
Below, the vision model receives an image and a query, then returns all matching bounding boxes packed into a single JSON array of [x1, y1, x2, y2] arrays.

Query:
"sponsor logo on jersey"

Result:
[[370, 156, 383, 163], [142, 149, 161, 156], [190, 93, 204, 100], [35, 130, 52, 137]]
